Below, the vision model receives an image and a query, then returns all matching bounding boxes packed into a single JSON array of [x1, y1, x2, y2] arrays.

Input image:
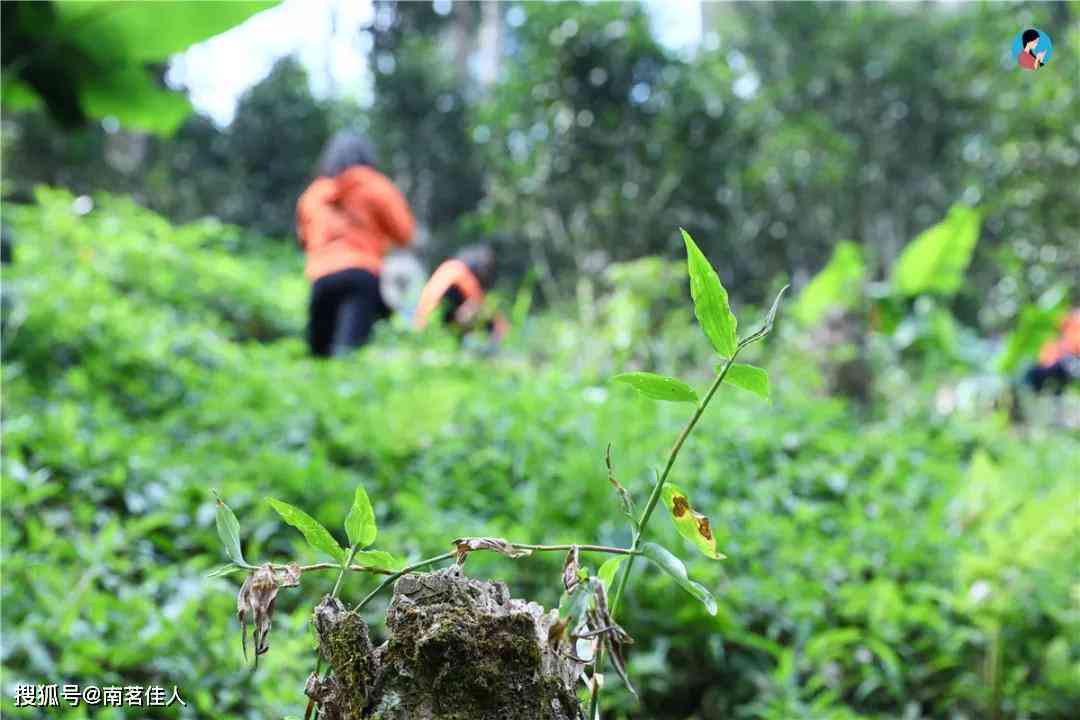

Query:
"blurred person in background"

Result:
[[1025, 309, 1080, 393], [296, 132, 415, 356], [413, 244, 508, 341]]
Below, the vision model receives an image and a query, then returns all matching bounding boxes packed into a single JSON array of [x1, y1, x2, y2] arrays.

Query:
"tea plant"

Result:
[[211, 229, 788, 718]]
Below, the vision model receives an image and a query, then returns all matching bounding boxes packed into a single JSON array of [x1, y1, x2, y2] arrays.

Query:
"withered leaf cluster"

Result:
[[549, 553, 637, 699], [581, 581, 636, 697], [237, 563, 301, 667]]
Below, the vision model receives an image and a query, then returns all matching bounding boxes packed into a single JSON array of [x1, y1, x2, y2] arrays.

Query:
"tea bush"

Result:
[[2, 190, 1077, 718]]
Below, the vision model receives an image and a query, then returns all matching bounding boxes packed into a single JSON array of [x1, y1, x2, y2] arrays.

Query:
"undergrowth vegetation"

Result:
[[2, 190, 1078, 719]]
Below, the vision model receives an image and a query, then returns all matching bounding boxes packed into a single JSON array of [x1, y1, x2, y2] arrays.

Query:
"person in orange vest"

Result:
[[1025, 309, 1080, 392], [413, 245, 508, 340], [296, 132, 415, 356]]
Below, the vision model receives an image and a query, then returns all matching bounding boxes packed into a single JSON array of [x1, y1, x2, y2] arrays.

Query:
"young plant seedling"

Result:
[[209, 229, 787, 719]]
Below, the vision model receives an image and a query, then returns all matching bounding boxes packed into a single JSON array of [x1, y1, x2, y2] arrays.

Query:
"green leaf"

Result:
[[641, 542, 718, 615], [351, 550, 399, 571], [612, 372, 698, 403], [206, 563, 243, 578], [681, 228, 738, 357], [794, 241, 865, 326], [597, 557, 625, 594], [212, 490, 246, 567], [0, 79, 42, 112], [721, 363, 770, 401], [345, 484, 377, 549], [55, 1, 277, 63], [80, 65, 193, 135], [891, 205, 981, 296], [14, 1, 274, 135], [661, 484, 726, 560], [558, 581, 591, 621], [267, 498, 345, 564]]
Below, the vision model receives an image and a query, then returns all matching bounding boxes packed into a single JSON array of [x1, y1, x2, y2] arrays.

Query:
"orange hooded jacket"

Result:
[[1038, 310, 1080, 367], [296, 166, 415, 282]]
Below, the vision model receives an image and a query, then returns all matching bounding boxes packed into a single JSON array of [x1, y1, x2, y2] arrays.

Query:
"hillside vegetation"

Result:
[[2, 190, 1078, 719]]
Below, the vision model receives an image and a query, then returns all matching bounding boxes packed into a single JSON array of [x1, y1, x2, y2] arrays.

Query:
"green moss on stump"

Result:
[[313, 566, 581, 720]]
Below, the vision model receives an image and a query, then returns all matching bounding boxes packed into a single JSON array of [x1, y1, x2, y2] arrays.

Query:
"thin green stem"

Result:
[[591, 351, 741, 720], [352, 552, 456, 613], [511, 543, 637, 555], [330, 545, 359, 599], [609, 351, 740, 614], [272, 561, 395, 576]]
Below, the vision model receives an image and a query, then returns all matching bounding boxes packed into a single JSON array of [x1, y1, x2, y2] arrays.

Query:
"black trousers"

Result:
[[308, 268, 389, 357], [1025, 357, 1077, 394]]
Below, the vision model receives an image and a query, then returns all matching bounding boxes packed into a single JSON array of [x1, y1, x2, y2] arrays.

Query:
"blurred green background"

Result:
[[2, 1, 1078, 719]]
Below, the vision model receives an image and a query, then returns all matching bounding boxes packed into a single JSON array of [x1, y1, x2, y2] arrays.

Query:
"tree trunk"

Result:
[[308, 566, 583, 720]]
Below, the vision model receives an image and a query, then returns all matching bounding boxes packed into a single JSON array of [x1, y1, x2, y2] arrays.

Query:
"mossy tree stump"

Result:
[[308, 566, 583, 720]]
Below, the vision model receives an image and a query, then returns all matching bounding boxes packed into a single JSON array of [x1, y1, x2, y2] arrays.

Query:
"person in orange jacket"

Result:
[[296, 132, 415, 356], [1025, 309, 1080, 393], [413, 245, 508, 340]]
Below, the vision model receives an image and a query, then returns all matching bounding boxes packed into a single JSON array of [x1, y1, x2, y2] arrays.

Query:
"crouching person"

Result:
[[413, 245, 508, 341]]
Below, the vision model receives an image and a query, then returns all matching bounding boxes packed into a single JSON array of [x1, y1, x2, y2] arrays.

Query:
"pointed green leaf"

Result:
[[212, 490, 246, 567], [613, 372, 698, 403], [891, 205, 981, 296], [681, 229, 738, 357], [597, 557, 625, 594], [661, 484, 726, 559], [267, 498, 345, 564], [351, 550, 400, 571], [345, 484, 377, 549], [641, 542, 718, 615], [721, 363, 770, 401], [738, 285, 789, 348]]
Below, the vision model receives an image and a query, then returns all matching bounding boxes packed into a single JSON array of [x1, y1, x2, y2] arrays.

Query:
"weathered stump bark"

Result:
[[309, 566, 582, 720]]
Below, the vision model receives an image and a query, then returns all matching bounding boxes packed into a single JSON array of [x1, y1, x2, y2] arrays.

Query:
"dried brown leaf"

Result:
[[236, 564, 302, 667], [586, 580, 637, 698], [563, 545, 581, 594], [606, 444, 636, 521], [451, 537, 532, 564]]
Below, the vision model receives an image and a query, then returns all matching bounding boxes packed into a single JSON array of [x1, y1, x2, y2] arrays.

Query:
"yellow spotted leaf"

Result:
[[661, 484, 725, 560]]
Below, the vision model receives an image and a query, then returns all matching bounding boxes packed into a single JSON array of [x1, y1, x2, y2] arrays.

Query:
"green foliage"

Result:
[[722, 363, 770, 401], [597, 557, 624, 594], [345, 485, 378, 550], [267, 498, 346, 564], [2, 1, 274, 133], [640, 542, 717, 616], [794, 241, 866, 326], [892, 205, 981, 297], [350, 551, 398, 572], [222, 56, 335, 238], [213, 491, 247, 568], [612, 372, 697, 403], [2, 192, 1078, 718], [995, 287, 1069, 373], [682, 229, 738, 358], [366, 1, 486, 262]]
